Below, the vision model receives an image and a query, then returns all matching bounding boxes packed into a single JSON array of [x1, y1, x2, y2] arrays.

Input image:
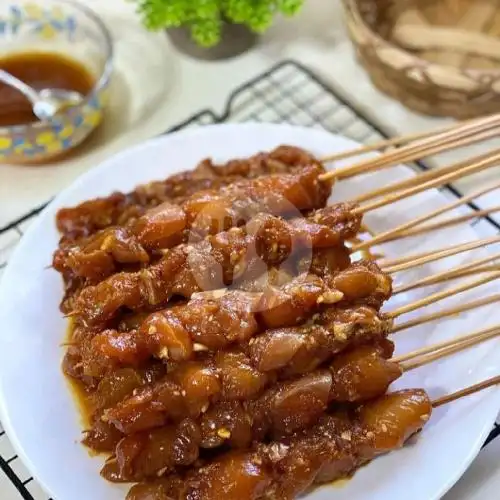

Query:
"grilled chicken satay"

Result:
[[72, 261, 391, 372], [78, 277, 330, 375], [67, 260, 392, 455], [56, 200, 358, 305], [78, 311, 392, 454], [58, 204, 356, 315], [71, 232, 368, 326], [54, 164, 334, 284], [117, 389, 431, 495], [77, 363, 168, 452], [56, 146, 321, 241], [249, 305, 393, 377], [73, 297, 391, 384], [101, 338, 396, 441]]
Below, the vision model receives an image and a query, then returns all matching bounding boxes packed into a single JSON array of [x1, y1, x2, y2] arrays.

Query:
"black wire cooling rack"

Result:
[[1, 59, 500, 500]]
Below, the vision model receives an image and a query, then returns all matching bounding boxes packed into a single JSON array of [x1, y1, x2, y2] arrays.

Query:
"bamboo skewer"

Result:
[[380, 235, 500, 267], [392, 294, 500, 334], [393, 324, 500, 364], [402, 266, 500, 294], [385, 325, 500, 375], [380, 243, 467, 268], [352, 181, 500, 251], [402, 264, 500, 288], [319, 117, 478, 164], [352, 148, 499, 204], [387, 325, 500, 374], [321, 118, 500, 181], [432, 375, 500, 408], [394, 252, 500, 293], [350, 150, 500, 215], [388, 272, 500, 318], [400, 328, 500, 371], [395, 266, 500, 290], [369, 205, 500, 245], [382, 236, 500, 274], [440, 265, 500, 280], [319, 116, 500, 182]]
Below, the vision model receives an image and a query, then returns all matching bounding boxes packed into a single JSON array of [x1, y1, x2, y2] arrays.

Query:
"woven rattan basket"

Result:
[[343, 0, 500, 118]]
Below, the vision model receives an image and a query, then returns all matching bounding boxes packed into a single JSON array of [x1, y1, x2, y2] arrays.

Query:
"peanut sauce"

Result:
[[0, 52, 94, 127]]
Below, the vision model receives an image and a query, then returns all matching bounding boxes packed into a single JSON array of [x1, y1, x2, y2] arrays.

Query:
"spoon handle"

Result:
[[0, 69, 40, 105]]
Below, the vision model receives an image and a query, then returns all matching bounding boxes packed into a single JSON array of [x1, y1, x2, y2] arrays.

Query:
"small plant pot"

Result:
[[166, 22, 258, 61]]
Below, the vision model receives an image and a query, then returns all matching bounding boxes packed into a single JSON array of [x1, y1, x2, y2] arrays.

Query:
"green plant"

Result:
[[131, 0, 304, 47]]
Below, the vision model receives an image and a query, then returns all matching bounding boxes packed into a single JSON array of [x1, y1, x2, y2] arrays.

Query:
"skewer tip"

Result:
[[432, 374, 500, 408]]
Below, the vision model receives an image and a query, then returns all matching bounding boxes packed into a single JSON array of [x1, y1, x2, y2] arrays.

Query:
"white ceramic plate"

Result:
[[0, 123, 500, 500]]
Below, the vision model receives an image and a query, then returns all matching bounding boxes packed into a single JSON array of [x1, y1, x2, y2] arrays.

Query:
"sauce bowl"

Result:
[[0, 0, 113, 164]]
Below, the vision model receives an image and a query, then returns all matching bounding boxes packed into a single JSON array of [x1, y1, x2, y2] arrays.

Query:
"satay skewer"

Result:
[[352, 181, 500, 251], [122, 387, 433, 498], [394, 253, 500, 293], [433, 373, 500, 407], [99, 324, 500, 488], [254, 326, 500, 437], [76, 253, 495, 363], [388, 271, 500, 318], [370, 206, 500, 246], [347, 151, 500, 215], [123, 377, 500, 499], [320, 124, 500, 182], [319, 115, 500, 181], [77, 275, 498, 388], [100, 322, 500, 442], [352, 148, 500, 204], [56, 134, 500, 248], [319, 116, 479, 163], [71, 249, 383, 326], [392, 294, 500, 333], [380, 235, 500, 269], [64, 204, 497, 324], [56, 145, 321, 241], [54, 165, 336, 284], [56, 147, 500, 290], [393, 324, 500, 365]]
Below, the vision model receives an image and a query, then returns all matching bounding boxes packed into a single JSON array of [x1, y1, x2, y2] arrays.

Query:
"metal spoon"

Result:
[[0, 68, 84, 121]]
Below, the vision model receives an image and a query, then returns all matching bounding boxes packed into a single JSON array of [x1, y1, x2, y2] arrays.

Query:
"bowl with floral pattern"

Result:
[[0, 0, 113, 164]]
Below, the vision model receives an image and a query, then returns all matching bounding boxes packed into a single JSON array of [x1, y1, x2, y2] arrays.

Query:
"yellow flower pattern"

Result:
[[23, 3, 42, 19], [0, 137, 13, 150], [36, 131, 56, 146], [0, 92, 108, 162], [39, 23, 56, 39]]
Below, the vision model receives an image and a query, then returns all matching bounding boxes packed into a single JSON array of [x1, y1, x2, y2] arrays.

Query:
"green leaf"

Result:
[[246, 0, 273, 33], [278, 0, 304, 16], [191, 17, 222, 46], [132, 0, 192, 29], [222, 0, 255, 23], [130, 0, 303, 45], [195, 0, 220, 20]]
